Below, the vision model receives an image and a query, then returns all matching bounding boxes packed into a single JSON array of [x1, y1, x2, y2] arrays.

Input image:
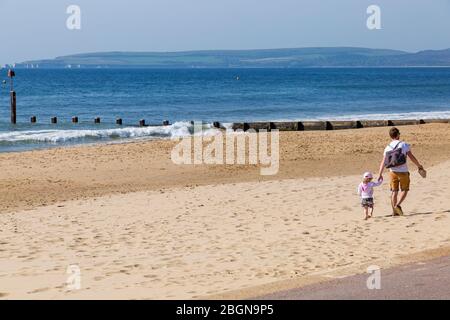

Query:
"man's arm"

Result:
[[407, 151, 423, 169], [378, 155, 386, 180]]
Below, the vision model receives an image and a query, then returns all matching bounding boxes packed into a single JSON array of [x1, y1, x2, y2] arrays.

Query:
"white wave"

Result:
[[271, 110, 450, 122], [0, 122, 220, 144], [221, 122, 234, 130]]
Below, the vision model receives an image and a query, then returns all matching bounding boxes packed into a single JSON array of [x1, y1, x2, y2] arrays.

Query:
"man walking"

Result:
[[378, 127, 425, 216]]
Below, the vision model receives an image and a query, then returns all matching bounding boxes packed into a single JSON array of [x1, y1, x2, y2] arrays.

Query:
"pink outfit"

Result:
[[357, 179, 383, 199]]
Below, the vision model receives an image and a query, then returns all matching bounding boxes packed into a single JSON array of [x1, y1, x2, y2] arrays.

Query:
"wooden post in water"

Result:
[[30, 116, 37, 123], [51, 117, 57, 124], [116, 118, 123, 125], [94, 117, 101, 124], [72, 116, 79, 123], [10, 91, 16, 124], [139, 119, 146, 127], [7, 70, 16, 124]]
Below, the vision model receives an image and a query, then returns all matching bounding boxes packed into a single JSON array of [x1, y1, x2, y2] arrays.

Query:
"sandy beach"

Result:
[[1, 123, 450, 299]]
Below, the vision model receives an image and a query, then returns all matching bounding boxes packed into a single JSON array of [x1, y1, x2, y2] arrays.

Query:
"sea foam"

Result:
[[0, 122, 221, 144]]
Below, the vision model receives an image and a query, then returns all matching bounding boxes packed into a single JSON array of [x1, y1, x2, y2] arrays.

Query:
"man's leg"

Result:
[[396, 191, 408, 207], [396, 173, 410, 212], [391, 191, 398, 213], [390, 172, 400, 214]]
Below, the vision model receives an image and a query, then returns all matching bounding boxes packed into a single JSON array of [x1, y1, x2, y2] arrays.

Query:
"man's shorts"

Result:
[[390, 171, 410, 192]]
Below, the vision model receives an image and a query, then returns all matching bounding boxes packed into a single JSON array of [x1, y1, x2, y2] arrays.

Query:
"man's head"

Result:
[[389, 127, 401, 140]]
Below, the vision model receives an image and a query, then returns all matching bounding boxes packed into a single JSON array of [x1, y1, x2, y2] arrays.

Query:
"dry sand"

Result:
[[0, 124, 449, 299], [1, 123, 450, 213]]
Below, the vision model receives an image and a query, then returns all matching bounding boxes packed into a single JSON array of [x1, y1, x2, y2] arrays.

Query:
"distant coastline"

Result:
[[10, 47, 450, 69]]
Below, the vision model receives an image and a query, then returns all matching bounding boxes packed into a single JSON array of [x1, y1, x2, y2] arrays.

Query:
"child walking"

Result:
[[357, 172, 383, 220]]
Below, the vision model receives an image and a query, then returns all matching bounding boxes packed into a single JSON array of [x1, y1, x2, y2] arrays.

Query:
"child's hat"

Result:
[[363, 172, 373, 179]]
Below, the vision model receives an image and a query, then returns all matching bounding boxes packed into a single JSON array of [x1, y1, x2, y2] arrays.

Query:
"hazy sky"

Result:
[[0, 0, 449, 65]]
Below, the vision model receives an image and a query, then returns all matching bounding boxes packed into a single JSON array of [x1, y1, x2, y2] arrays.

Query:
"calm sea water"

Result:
[[0, 68, 449, 152]]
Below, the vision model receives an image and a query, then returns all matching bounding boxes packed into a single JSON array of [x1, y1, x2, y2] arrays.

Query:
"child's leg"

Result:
[[369, 205, 374, 218], [364, 207, 369, 220]]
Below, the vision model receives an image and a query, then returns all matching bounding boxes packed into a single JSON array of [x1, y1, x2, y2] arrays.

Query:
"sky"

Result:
[[0, 0, 449, 65]]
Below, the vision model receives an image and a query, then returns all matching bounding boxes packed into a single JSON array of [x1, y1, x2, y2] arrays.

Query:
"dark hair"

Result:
[[389, 127, 400, 139]]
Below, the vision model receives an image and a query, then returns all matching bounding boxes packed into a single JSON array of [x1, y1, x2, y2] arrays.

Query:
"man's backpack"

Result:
[[384, 142, 407, 168]]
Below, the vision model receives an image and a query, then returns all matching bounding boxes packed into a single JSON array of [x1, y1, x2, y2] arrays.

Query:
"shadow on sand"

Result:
[[380, 209, 450, 218]]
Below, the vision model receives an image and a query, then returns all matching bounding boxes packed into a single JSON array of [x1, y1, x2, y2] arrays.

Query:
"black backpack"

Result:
[[384, 141, 407, 169]]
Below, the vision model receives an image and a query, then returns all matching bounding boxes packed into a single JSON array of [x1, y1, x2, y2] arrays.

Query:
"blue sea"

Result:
[[1, 68, 449, 152]]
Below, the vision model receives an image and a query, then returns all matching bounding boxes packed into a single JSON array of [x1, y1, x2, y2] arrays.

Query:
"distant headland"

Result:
[[12, 47, 450, 69]]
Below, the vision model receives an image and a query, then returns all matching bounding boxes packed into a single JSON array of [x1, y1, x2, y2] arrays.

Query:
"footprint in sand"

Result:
[[0, 293, 9, 298], [28, 287, 50, 294]]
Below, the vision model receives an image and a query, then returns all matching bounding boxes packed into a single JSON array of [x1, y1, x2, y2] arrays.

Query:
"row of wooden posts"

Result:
[[231, 119, 450, 131], [27, 116, 171, 127], [18, 117, 450, 131]]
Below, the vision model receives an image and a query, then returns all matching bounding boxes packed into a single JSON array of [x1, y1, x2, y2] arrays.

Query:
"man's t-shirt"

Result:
[[384, 140, 411, 173]]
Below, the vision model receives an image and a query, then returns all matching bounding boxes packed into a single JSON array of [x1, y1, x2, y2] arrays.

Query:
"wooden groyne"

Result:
[[8, 116, 450, 130], [20, 116, 172, 127], [231, 119, 450, 132]]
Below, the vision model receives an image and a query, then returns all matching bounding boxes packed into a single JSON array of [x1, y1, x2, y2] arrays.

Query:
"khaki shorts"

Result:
[[390, 171, 410, 192]]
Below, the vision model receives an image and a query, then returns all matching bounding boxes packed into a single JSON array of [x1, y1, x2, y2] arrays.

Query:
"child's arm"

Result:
[[372, 178, 383, 187], [357, 183, 362, 196]]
